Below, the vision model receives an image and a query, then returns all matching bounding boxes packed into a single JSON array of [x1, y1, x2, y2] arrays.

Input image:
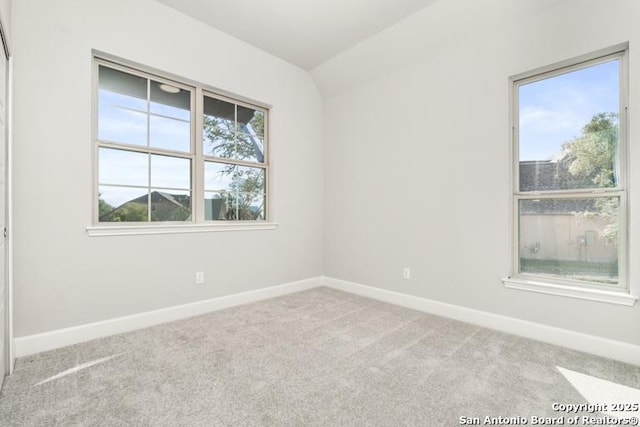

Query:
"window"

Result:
[[202, 94, 266, 221], [93, 56, 269, 229], [506, 46, 634, 304]]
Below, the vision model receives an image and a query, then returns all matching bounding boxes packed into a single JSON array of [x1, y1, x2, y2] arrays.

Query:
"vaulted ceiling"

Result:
[[155, 0, 440, 70]]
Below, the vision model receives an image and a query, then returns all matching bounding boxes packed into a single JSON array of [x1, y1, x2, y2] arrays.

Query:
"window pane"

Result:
[[204, 192, 229, 221], [204, 161, 234, 191], [204, 161, 266, 192], [149, 116, 191, 152], [518, 59, 620, 191], [150, 80, 191, 152], [231, 166, 265, 220], [204, 191, 264, 221], [149, 189, 191, 222], [203, 96, 235, 158], [228, 193, 265, 220], [98, 66, 148, 146], [242, 193, 265, 220], [99, 147, 148, 186], [98, 186, 148, 222], [519, 197, 619, 284], [150, 81, 190, 120], [236, 165, 266, 194], [237, 106, 264, 138], [150, 155, 190, 189], [203, 163, 265, 221], [236, 105, 264, 163], [236, 133, 264, 163]]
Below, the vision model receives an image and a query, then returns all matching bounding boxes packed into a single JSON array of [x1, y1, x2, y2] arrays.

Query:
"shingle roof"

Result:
[[519, 156, 603, 214]]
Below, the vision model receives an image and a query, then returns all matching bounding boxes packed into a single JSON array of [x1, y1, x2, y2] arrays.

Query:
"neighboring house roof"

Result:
[[519, 155, 604, 215], [150, 191, 189, 208], [519, 155, 596, 192]]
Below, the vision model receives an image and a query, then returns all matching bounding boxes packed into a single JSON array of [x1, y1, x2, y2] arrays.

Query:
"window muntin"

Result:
[[202, 93, 267, 221], [94, 58, 269, 225], [512, 50, 627, 290]]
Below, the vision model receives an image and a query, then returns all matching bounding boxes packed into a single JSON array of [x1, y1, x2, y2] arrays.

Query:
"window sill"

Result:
[[86, 222, 278, 237], [502, 276, 638, 306]]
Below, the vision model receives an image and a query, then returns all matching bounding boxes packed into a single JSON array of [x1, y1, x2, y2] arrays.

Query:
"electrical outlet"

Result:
[[403, 267, 411, 280], [195, 272, 204, 284]]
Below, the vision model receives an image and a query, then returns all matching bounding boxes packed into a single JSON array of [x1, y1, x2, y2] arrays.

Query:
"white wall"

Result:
[[10, 0, 640, 349], [11, 0, 324, 336], [316, 0, 640, 345]]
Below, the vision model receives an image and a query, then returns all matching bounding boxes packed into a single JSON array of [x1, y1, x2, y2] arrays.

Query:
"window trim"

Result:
[[89, 51, 275, 233], [86, 222, 277, 237], [502, 275, 637, 306], [503, 44, 636, 305]]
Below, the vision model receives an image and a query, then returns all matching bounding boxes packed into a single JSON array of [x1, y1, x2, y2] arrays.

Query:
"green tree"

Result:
[[98, 195, 114, 217], [203, 111, 264, 162], [562, 112, 619, 242], [562, 112, 618, 188], [108, 203, 148, 222], [212, 167, 265, 220]]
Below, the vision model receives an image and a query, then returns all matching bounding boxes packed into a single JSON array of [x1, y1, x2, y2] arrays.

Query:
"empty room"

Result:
[[0, 0, 639, 425]]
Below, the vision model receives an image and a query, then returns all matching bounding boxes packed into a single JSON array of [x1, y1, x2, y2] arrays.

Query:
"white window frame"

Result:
[[503, 44, 637, 306], [87, 52, 276, 236]]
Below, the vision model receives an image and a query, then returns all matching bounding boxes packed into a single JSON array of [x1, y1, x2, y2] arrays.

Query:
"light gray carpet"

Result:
[[1, 287, 639, 426]]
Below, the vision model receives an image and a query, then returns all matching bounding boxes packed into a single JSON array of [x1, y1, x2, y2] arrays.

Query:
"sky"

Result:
[[97, 84, 263, 209], [98, 89, 193, 207], [518, 58, 620, 161]]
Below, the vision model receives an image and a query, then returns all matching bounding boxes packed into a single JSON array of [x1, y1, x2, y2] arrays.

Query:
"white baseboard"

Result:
[[323, 277, 640, 366], [14, 275, 640, 366], [15, 277, 323, 358]]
